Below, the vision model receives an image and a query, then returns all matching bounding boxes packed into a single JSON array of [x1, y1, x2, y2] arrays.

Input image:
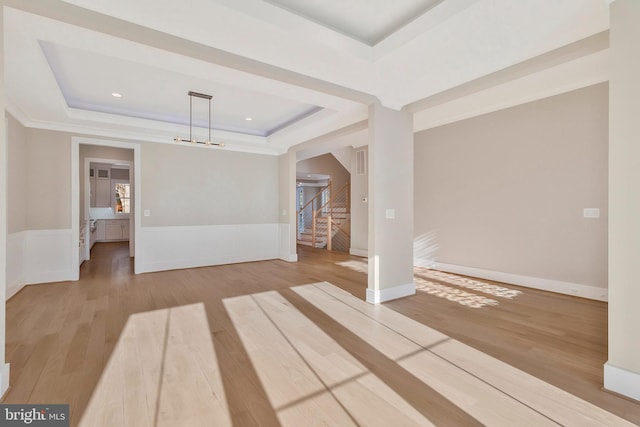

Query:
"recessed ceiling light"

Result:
[[245, 117, 253, 121], [111, 92, 122, 98]]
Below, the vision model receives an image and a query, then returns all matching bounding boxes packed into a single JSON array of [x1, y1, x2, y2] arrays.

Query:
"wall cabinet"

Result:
[[90, 177, 96, 208], [90, 167, 111, 208], [95, 177, 111, 207]]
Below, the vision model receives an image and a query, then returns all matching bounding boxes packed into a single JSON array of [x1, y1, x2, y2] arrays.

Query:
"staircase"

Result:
[[297, 183, 350, 252]]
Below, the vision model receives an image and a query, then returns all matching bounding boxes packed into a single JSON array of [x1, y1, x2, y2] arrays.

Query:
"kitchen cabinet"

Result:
[[96, 220, 106, 241], [90, 178, 96, 208], [95, 176, 111, 207], [105, 220, 129, 241], [89, 166, 111, 208], [89, 168, 96, 208]]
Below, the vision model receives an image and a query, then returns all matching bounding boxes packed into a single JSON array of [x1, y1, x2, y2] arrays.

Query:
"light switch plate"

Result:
[[385, 209, 395, 219], [144, 209, 151, 217], [583, 208, 600, 218]]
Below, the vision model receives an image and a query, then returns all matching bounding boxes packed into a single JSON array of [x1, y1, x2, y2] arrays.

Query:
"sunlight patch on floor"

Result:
[[224, 291, 434, 426], [335, 258, 522, 308], [414, 277, 499, 308], [415, 268, 522, 299], [79, 303, 231, 427]]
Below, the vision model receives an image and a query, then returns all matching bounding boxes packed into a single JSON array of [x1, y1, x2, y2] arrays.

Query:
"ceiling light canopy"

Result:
[[174, 91, 224, 148]]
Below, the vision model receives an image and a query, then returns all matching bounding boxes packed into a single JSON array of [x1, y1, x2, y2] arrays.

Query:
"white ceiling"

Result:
[[3, 0, 611, 156], [264, 0, 444, 45]]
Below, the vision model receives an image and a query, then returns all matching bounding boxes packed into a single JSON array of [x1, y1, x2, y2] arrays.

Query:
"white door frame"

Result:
[[71, 137, 142, 279]]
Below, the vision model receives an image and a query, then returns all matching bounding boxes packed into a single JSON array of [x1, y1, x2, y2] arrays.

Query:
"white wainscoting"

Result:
[[349, 248, 368, 258], [0, 363, 10, 398], [6, 232, 25, 299], [6, 229, 76, 298], [24, 229, 75, 285], [414, 258, 608, 301], [136, 224, 281, 274], [604, 362, 640, 402], [278, 223, 298, 262]]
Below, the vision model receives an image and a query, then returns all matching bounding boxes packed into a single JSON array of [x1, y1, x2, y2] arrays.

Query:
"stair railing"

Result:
[[316, 183, 350, 252], [327, 218, 350, 252], [297, 182, 351, 251], [296, 184, 331, 241], [315, 182, 349, 217]]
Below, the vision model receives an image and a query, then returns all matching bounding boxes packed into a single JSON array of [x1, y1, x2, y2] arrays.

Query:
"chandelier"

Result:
[[174, 91, 224, 147]]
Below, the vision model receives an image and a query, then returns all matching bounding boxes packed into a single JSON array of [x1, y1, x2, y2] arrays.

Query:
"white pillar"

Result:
[[367, 102, 415, 303], [279, 151, 298, 262], [606, 0, 640, 401], [0, 5, 11, 395]]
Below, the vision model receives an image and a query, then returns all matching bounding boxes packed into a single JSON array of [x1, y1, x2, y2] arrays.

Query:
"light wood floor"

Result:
[[3, 242, 639, 426]]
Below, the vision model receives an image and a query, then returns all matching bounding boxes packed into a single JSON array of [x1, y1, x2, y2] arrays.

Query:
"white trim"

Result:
[[278, 223, 298, 262], [415, 258, 608, 301], [0, 363, 10, 398], [6, 232, 26, 299], [604, 362, 640, 402], [23, 229, 75, 284], [349, 248, 368, 257], [366, 282, 415, 304], [136, 224, 280, 274], [72, 137, 142, 277]]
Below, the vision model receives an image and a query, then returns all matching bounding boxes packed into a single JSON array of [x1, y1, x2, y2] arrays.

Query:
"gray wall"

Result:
[[25, 129, 72, 230], [9, 127, 279, 230], [140, 143, 279, 227], [297, 153, 350, 191], [6, 113, 27, 234], [414, 83, 608, 288]]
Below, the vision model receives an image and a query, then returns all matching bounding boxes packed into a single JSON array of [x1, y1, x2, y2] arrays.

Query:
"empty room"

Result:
[[1, 0, 639, 426]]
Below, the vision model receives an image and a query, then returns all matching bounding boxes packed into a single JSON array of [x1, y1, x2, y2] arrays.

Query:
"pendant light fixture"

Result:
[[174, 91, 224, 147]]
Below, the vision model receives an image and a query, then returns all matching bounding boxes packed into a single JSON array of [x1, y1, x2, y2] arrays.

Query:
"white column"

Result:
[[367, 101, 415, 303], [278, 151, 298, 262], [606, 0, 640, 401], [0, 5, 11, 395]]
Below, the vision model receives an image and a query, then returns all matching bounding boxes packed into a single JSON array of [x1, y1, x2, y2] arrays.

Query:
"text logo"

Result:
[[0, 405, 69, 426]]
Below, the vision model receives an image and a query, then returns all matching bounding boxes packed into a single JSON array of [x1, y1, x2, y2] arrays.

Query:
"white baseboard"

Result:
[[604, 362, 640, 402], [366, 282, 415, 304], [278, 223, 298, 262], [415, 258, 608, 301], [0, 363, 10, 398], [136, 224, 280, 274], [349, 248, 368, 257]]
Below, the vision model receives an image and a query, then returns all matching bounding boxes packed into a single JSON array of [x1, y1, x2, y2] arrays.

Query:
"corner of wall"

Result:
[[0, 363, 10, 398], [604, 362, 640, 402]]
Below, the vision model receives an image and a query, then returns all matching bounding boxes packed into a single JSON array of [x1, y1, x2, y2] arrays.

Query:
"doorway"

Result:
[[82, 157, 133, 264], [71, 137, 141, 279]]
